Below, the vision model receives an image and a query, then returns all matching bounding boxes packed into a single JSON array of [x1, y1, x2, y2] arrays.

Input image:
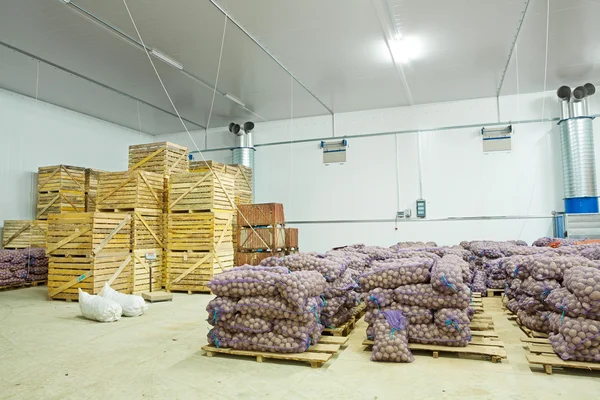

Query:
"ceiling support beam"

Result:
[[496, 0, 532, 96]]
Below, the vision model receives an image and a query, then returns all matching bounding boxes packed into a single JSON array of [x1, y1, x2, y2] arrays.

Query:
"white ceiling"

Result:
[[0, 0, 599, 134]]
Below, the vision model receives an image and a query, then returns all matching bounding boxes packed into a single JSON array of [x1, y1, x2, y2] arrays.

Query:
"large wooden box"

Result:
[[237, 227, 285, 251], [166, 249, 233, 293], [285, 228, 299, 249], [231, 164, 253, 194], [37, 191, 85, 220], [189, 160, 237, 175], [168, 172, 235, 212], [131, 211, 163, 250], [128, 142, 189, 176], [235, 251, 284, 267], [166, 211, 233, 252], [38, 165, 86, 193], [2, 220, 48, 249], [85, 168, 104, 212], [237, 203, 285, 227], [132, 249, 162, 293], [97, 170, 164, 212]]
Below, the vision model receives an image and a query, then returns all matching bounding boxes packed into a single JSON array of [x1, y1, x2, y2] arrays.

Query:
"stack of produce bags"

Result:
[[0, 248, 48, 287]]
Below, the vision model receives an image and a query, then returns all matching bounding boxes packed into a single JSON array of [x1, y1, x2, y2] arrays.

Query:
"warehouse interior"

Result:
[[3, 0, 600, 398]]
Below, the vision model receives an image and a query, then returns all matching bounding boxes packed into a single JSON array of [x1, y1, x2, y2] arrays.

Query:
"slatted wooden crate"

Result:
[[46, 212, 133, 300], [165, 249, 233, 293], [235, 250, 284, 266], [2, 220, 48, 249], [37, 191, 86, 220], [46, 213, 132, 257], [237, 203, 285, 227], [131, 211, 164, 249], [48, 252, 132, 301], [96, 170, 164, 213], [237, 227, 285, 251], [38, 165, 86, 193], [166, 211, 234, 252], [168, 172, 235, 212], [189, 160, 237, 175], [285, 228, 298, 249], [132, 248, 162, 293], [85, 168, 104, 212], [128, 142, 189, 176]]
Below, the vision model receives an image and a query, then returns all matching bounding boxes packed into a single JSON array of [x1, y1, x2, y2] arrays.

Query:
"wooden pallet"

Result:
[[0, 280, 46, 292], [128, 142, 189, 176], [97, 170, 164, 212], [202, 336, 347, 368], [521, 337, 600, 374], [363, 331, 507, 363], [2, 220, 48, 249], [323, 303, 366, 337], [487, 288, 505, 297], [166, 211, 234, 252], [168, 172, 235, 212], [515, 318, 549, 338]]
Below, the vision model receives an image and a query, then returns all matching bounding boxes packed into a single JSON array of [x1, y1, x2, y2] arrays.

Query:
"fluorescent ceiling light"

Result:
[[59, 0, 71, 3], [150, 49, 183, 70], [224, 93, 245, 108], [389, 36, 422, 63]]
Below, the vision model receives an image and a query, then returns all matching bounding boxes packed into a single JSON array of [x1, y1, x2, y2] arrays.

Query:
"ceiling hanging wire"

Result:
[[205, 15, 228, 150], [540, 0, 550, 121], [121, 0, 272, 251]]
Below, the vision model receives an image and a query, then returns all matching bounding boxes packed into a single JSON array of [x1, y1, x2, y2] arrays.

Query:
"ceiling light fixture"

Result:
[[224, 93, 246, 108], [59, 0, 72, 4], [389, 36, 422, 64], [150, 49, 183, 70]]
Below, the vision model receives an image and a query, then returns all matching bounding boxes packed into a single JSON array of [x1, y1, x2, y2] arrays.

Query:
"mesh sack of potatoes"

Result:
[[221, 313, 273, 334], [549, 316, 600, 361], [471, 270, 487, 294], [468, 242, 504, 259], [581, 246, 600, 261], [545, 287, 600, 320], [505, 278, 522, 298], [517, 296, 547, 313], [359, 258, 432, 291], [503, 255, 535, 280], [273, 319, 323, 343], [259, 256, 286, 267], [394, 283, 471, 310], [321, 295, 347, 316], [486, 278, 506, 289], [391, 241, 437, 250], [526, 256, 597, 281], [506, 298, 520, 314], [227, 331, 311, 353], [466, 306, 476, 321], [281, 253, 346, 281], [519, 277, 561, 302], [563, 266, 600, 313], [430, 255, 465, 295], [323, 268, 359, 298], [366, 288, 396, 308], [365, 304, 432, 325], [324, 250, 371, 273], [321, 307, 353, 328], [206, 296, 239, 326], [351, 246, 398, 261], [371, 310, 414, 363], [517, 310, 553, 333], [408, 323, 471, 347], [443, 247, 473, 262], [533, 237, 553, 247], [235, 295, 322, 323], [433, 308, 470, 335]]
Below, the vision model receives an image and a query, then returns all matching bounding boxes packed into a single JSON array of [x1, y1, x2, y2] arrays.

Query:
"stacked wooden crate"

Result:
[[37, 165, 86, 220], [166, 168, 235, 293], [2, 220, 48, 249], [47, 213, 132, 300], [96, 170, 164, 293], [84, 168, 104, 212], [234, 203, 299, 265]]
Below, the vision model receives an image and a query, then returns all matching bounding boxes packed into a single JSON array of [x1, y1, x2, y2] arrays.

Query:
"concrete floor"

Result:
[[1, 288, 600, 400]]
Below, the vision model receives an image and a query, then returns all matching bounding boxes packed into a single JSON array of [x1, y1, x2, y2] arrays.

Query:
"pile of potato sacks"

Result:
[[205, 265, 326, 353], [360, 254, 475, 362]]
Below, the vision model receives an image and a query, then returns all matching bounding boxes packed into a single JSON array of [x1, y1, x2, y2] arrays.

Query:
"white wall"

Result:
[[159, 91, 600, 252], [0, 89, 152, 225]]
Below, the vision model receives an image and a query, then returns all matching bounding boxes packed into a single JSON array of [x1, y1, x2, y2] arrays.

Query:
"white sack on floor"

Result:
[[100, 283, 148, 317], [78, 288, 122, 323]]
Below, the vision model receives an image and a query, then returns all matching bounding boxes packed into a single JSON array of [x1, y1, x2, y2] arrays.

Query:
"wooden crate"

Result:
[[38, 165, 86, 193], [284, 228, 298, 249], [2, 220, 48, 249], [96, 170, 164, 212], [37, 191, 85, 220], [166, 211, 233, 252], [85, 168, 104, 212], [230, 164, 253, 194], [168, 172, 235, 212], [189, 160, 237, 175], [46, 213, 132, 257], [237, 203, 284, 227], [128, 142, 189, 176], [237, 227, 285, 251], [235, 251, 284, 266], [131, 248, 162, 293], [131, 211, 163, 249], [48, 251, 132, 300], [165, 249, 233, 292]]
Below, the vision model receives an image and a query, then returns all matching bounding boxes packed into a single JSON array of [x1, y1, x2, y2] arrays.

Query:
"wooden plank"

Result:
[[319, 336, 349, 346], [470, 330, 499, 338], [309, 343, 341, 354], [526, 352, 600, 374], [201, 345, 331, 368], [362, 339, 506, 360], [520, 337, 552, 345]]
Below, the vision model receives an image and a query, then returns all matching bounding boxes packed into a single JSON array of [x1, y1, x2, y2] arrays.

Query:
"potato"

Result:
[[371, 310, 414, 363]]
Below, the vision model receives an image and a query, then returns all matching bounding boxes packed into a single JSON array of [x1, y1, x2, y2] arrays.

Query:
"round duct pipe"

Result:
[[230, 122, 255, 199], [557, 86, 571, 120]]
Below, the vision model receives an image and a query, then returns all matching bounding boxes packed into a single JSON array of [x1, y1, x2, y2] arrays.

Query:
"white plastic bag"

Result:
[[100, 283, 148, 317], [78, 288, 122, 323]]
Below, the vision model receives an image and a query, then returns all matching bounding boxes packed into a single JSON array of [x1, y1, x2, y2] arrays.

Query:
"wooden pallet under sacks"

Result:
[[202, 336, 348, 368], [521, 337, 600, 375]]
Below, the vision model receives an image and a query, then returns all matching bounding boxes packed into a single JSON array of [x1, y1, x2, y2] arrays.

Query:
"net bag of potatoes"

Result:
[[371, 310, 414, 363], [549, 316, 600, 362]]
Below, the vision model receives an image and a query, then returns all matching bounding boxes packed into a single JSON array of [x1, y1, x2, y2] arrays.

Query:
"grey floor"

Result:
[[1, 287, 600, 400]]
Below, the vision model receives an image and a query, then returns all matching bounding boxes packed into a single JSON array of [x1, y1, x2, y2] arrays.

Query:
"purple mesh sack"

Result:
[[391, 250, 441, 262], [549, 316, 600, 361], [505, 278, 522, 298], [371, 310, 414, 363], [408, 324, 471, 347], [259, 256, 286, 267], [443, 247, 473, 262], [227, 331, 311, 353], [527, 256, 596, 281], [359, 258, 432, 290], [431, 255, 464, 295], [207, 326, 235, 348], [321, 307, 353, 328], [563, 266, 600, 313], [223, 314, 273, 333], [25, 273, 47, 282], [506, 298, 520, 314], [580, 246, 600, 261], [517, 296, 546, 313], [0, 250, 16, 263], [394, 283, 471, 310], [273, 319, 323, 343], [324, 250, 371, 273], [545, 287, 600, 321], [321, 295, 347, 316], [235, 296, 321, 323], [517, 310, 552, 333], [365, 304, 432, 325], [471, 270, 487, 294], [282, 254, 345, 281], [366, 288, 395, 308], [533, 237, 553, 247], [208, 268, 283, 298], [519, 277, 560, 302], [466, 306, 475, 321], [324, 268, 359, 298], [206, 296, 238, 326], [434, 308, 470, 334], [486, 278, 505, 289]]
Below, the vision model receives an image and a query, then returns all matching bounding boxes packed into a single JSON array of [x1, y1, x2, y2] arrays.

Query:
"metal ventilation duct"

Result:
[[557, 83, 598, 213], [230, 123, 255, 199]]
